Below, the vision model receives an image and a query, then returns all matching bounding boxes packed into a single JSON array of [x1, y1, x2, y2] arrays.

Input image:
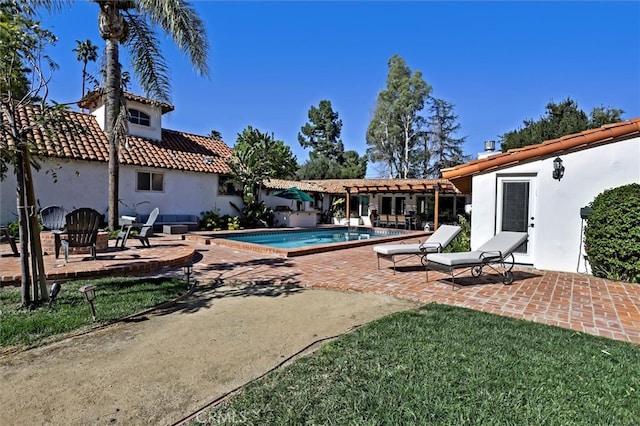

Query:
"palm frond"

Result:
[[123, 12, 170, 103], [20, 0, 70, 14], [135, 0, 209, 77]]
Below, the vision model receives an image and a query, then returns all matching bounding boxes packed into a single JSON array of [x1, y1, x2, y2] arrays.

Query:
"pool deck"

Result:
[[1, 230, 639, 344]]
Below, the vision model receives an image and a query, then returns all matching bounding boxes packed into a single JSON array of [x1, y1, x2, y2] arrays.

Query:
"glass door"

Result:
[[496, 176, 536, 264]]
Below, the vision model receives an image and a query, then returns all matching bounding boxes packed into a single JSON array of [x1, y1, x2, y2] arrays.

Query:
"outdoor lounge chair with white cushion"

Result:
[[373, 224, 462, 273], [424, 231, 529, 287]]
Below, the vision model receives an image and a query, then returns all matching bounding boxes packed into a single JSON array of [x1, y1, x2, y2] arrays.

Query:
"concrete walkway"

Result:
[[2, 231, 640, 344]]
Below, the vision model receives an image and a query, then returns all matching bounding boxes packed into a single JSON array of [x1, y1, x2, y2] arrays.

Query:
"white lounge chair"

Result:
[[373, 224, 462, 274], [424, 231, 529, 287]]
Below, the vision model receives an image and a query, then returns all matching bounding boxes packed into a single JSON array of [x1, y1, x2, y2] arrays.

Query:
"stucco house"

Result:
[[263, 178, 465, 228], [442, 118, 640, 274], [0, 91, 242, 226]]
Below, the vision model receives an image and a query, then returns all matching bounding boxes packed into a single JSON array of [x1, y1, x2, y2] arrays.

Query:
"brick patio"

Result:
[[1, 232, 639, 344]]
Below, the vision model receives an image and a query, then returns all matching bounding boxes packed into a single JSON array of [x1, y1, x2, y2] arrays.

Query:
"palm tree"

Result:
[[72, 39, 98, 98], [31, 0, 210, 229]]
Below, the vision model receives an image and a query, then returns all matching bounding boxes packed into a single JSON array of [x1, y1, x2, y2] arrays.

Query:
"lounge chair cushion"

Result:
[[373, 242, 444, 256], [426, 232, 529, 267], [373, 224, 462, 256], [373, 244, 422, 256], [427, 251, 484, 266]]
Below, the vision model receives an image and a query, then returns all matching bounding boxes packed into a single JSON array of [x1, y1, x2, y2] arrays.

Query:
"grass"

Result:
[[197, 304, 640, 425], [0, 276, 186, 349]]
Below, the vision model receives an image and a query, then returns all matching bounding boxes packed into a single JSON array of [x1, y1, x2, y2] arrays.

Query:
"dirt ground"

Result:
[[0, 283, 420, 425]]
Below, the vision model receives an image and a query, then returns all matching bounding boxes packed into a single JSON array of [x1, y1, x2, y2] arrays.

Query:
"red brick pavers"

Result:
[[2, 233, 639, 344], [182, 237, 640, 345], [0, 235, 194, 285]]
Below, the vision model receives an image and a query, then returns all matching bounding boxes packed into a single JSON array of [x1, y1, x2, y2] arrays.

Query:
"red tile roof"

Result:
[[264, 178, 459, 194], [442, 117, 640, 193], [78, 90, 175, 114], [2, 104, 233, 174]]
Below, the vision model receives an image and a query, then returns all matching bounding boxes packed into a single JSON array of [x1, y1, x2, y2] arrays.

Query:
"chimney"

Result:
[[478, 140, 498, 159]]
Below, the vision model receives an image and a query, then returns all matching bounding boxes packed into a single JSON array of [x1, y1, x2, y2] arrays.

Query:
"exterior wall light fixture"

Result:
[[552, 157, 565, 181]]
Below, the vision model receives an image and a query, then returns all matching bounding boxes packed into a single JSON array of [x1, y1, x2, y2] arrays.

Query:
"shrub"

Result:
[[200, 210, 223, 231], [583, 183, 640, 283], [448, 214, 471, 252]]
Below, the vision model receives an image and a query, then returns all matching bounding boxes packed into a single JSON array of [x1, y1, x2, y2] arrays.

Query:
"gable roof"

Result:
[[2, 103, 233, 174], [79, 90, 175, 114], [442, 117, 640, 193], [265, 178, 460, 194]]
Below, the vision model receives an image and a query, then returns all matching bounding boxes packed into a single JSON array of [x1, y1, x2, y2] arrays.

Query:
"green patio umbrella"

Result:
[[272, 187, 314, 202]]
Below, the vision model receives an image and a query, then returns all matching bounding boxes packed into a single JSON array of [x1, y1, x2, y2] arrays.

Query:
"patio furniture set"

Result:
[[373, 225, 529, 287]]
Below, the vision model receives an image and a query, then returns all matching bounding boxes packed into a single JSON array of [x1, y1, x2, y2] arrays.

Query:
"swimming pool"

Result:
[[203, 226, 422, 257], [223, 228, 397, 248]]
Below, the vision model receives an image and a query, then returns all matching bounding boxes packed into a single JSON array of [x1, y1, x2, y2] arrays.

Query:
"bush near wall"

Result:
[[584, 183, 640, 283]]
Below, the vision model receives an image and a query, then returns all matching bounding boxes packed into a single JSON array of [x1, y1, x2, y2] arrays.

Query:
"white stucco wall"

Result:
[[0, 159, 241, 225], [89, 100, 163, 141], [470, 136, 640, 273]]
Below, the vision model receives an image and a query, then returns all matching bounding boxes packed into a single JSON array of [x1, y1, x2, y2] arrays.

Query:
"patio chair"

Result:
[[373, 224, 462, 274], [115, 207, 159, 249], [40, 205, 67, 231], [55, 208, 103, 262], [424, 231, 529, 287]]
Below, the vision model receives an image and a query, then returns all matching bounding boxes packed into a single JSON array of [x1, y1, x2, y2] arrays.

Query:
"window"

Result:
[[137, 171, 163, 192], [128, 109, 150, 126], [381, 197, 392, 214], [218, 175, 240, 195], [394, 197, 405, 215]]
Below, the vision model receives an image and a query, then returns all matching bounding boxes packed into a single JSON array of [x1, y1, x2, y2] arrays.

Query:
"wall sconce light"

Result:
[[183, 263, 194, 290], [78, 285, 97, 321], [552, 157, 565, 181]]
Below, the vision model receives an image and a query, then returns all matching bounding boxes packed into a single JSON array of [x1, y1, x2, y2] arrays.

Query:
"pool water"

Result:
[[220, 227, 402, 249]]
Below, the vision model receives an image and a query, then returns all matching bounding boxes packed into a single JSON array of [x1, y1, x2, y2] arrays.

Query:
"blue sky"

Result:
[[42, 1, 639, 177]]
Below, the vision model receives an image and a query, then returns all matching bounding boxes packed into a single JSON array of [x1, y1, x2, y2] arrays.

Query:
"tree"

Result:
[[298, 100, 367, 179], [426, 97, 467, 178], [91, 0, 210, 230], [298, 100, 343, 161], [209, 130, 223, 141], [0, 1, 62, 306], [500, 98, 624, 152], [228, 126, 298, 204], [366, 54, 431, 178], [296, 153, 343, 180], [339, 150, 367, 178], [72, 38, 98, 98]]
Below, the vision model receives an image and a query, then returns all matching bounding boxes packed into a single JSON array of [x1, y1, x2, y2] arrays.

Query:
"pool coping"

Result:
[[183, 226, 429, 257]]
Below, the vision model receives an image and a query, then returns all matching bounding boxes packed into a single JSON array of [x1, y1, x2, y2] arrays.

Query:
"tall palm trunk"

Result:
[[105, 38, 121, 230], [99, 3, 126, 230]]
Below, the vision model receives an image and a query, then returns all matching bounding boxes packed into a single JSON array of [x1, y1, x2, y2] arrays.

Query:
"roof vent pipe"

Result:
[[484, 140, 496, 152]]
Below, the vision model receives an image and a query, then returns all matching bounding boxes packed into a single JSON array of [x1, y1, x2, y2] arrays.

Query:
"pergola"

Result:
[[340, 179, 461, 230]]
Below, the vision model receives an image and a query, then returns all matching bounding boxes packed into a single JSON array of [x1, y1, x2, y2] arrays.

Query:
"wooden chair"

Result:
[[55, 208, 103, 262]]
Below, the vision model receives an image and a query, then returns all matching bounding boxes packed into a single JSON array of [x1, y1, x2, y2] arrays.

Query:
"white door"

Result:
[[496, 175, 536, 264]]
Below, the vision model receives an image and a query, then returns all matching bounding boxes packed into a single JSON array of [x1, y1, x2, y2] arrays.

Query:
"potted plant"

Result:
[[332, 208, 346, 225], [331, 198, 348, 225], [349, 211, 362, 226]]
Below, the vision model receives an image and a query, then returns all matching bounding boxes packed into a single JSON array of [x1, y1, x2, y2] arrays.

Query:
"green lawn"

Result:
[[198, 304, 640, 425], [0, 276, 185, 349]]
